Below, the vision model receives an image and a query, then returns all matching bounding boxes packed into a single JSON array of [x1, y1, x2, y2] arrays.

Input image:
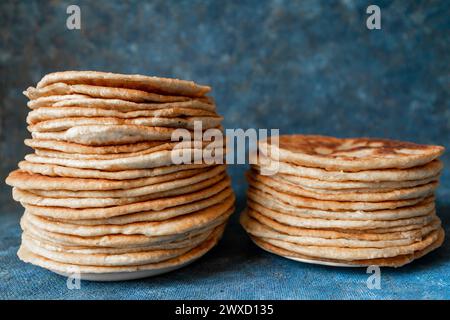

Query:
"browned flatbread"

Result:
[[244, 207, 442, 241], [24, 139, 167, 154], [17, 160, 210, 180], [259, 135, 444, 171], [249, 171, 438, 202], [247, 174, 426, 211], [27, 97, 215, 112], [6, 167, 215, 191], [17, 225, 224, 273], [26, 107, 217, 124], [250, 228, 444, 267], [35, 71, 211, 97]]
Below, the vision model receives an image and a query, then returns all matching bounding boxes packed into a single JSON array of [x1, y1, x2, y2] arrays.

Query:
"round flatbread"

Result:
[[253, 155, 443, 182], [23, 176, 231, 219], [35, 71, 211, 97], [21, 213, 223, 248], [254, 228, 441, 261], [22, 233, 197, 266], [17, 226, 224, 274], [23, 197, 234, 237], [28, 116, 222, 132], [244, 208, 442, 241], [247, 203, 436, 230], [271, 172, 439, 190], [247, 188, 435, 221], [250, 172, 438, 202], [250, 228, 445, 267], [26, 106, 217, 124], [21, 166, 226, 198], [248, 174, 427, 211], [259, 135, 444, 171], [25, 147, 225, 170], [240, 213, 429, 248], [18, 160, 210, 180], [13, 172, 227, 208], [31, 125, 178, 145], [27, 97, 215, 112], [7, 166, 217, 191]]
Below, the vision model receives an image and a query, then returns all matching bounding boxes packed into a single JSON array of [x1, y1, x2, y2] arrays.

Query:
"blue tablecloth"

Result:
[[1, 175, 449, 300]]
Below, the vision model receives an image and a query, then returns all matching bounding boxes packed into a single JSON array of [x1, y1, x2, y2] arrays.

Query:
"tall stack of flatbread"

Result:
[[6, 71, 235, 279], [241, 135, 445, 267]]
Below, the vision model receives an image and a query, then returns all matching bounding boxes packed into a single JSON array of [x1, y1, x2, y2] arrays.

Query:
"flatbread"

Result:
[[259, 135, 444, 171], [21, 213, 223, 248], [27, 97, 215, 112], [241, 213, 427, 248], [32, 141, 177, 160], [26, 95, 86, 109], [17, 225, 223, 273], [22, 233, 197, 266], [22, 166, 226, 198], [23, 176, 231, 219], [28, 116, 222, 132], [26, 95, 89, 109], [18, 160, 210, 180], [248, 175, 426, 210], [253, 154, 443, 182], [25, 83, 198, 103], [250, 172, 438, 202], [31, 125, 179, 145], [25, 147, 225, 170], [247, 203, 436, 230], [23, 198, 234, 237], [58, 187, 234, 225], [244, 208, 441, 241], [25, 139, 171, 154], [273, 172, 439, 190], [27, 107, 217, 125], [31, 139, 219, 160], [13, 172, 227, 208], [35, 71, 211, 97], [7, 166, 216, 191], [250, 228, 445, 267], [248, 188, 435, 221], [254, 228, 441, 261], [21, 228, 213, 253]]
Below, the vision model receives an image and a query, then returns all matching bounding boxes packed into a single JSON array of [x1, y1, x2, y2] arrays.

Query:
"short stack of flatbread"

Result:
[[6, 71, 235, 278], [241, 135, 445, 267]]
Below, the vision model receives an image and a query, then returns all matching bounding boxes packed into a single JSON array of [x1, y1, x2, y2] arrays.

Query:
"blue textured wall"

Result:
[[0, 0, 449, 299]]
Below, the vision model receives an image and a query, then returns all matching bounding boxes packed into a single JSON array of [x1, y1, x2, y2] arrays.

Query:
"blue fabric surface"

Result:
[[1, 194, 449, 300], [1, 0, 450, 299]]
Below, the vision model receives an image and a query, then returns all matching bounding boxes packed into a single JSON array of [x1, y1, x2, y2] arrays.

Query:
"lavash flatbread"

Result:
[[259, 135, 444, 171]]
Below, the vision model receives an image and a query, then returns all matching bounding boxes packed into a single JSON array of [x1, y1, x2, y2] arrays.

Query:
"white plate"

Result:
[[51, 257, 199, 281]]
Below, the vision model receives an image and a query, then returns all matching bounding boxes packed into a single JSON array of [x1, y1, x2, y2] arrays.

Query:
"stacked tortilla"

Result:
[[6, 71, 235, 280], [241, 135, 445, 267]]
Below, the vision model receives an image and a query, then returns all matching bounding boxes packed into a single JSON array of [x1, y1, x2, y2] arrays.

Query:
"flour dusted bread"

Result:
[[7, 71, 235, 279], [242, 134, 445, 267], [36, 71, 211, 97], [259, 135, 444, 171]]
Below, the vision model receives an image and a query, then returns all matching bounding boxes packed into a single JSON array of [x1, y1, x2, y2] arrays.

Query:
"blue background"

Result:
[[0, 0, 449, 299]]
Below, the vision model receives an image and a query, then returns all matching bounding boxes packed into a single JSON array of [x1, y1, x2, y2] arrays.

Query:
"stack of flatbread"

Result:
[[6, 71, 235, 279], [241, 135, 445, 267]]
